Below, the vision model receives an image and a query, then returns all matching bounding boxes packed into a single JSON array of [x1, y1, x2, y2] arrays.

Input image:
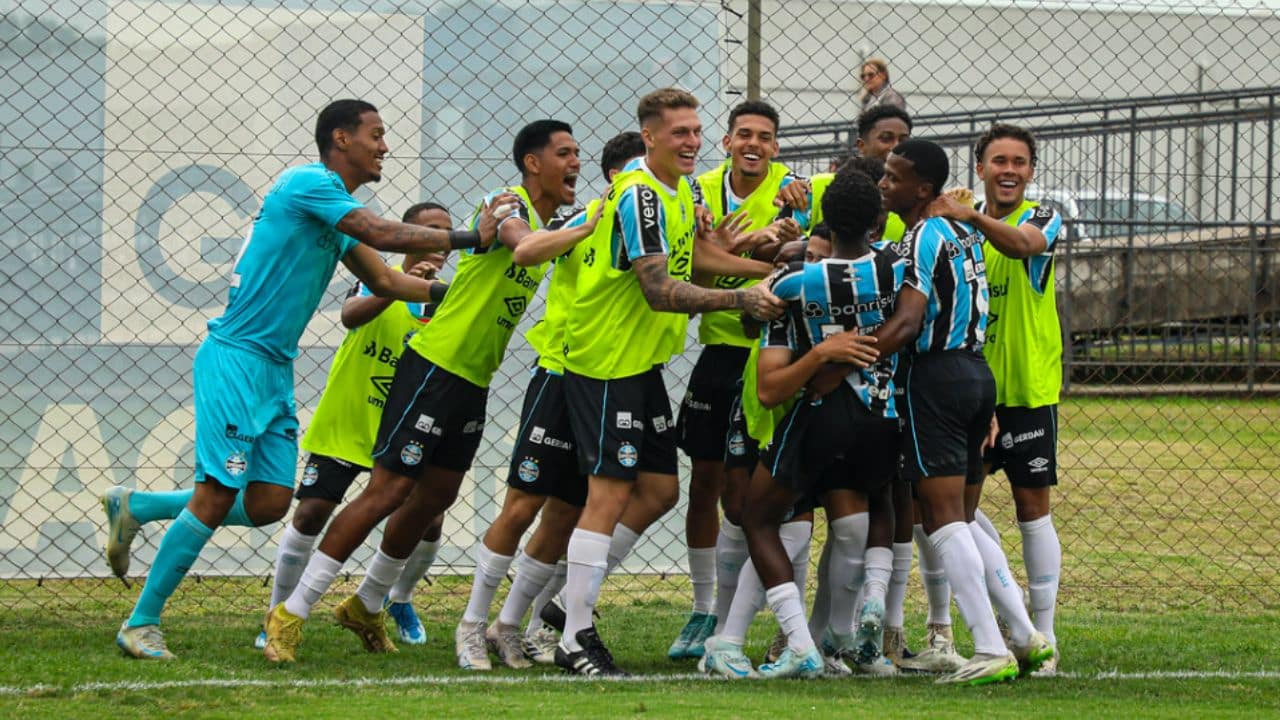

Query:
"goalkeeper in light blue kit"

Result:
[[102, 99, 510, 659]]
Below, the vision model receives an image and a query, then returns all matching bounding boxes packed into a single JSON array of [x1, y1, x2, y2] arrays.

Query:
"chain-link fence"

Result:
[[2, 0, 1278, 614]]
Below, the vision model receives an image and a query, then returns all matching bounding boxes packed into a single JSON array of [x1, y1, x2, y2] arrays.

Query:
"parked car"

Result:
[[974, 186, 1200, 245]]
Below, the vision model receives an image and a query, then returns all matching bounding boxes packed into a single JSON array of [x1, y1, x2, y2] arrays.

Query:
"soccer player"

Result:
[[711, 167, 895, 680], [454, 130, 645, 671], [262, 119, 583, 663], [861, 139, 1052, 684], [252, 202, 453, 650], [776, 105, 911, 242], [930, 123, 1065, 674], [670, 99, 804, 660], [553, 87, 785, 676], [103, 98, 506, 660]]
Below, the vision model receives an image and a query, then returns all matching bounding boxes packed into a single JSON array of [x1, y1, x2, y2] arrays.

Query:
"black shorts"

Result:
[[723, 383, 761, 472], [984, 404, 1059, 488], [564, 367, 678, 481], [371, 348, 488, 476], [295, 454, 369, 503], [899, 350, 995, 484], [760, 383, 900, 497], [505, 368, 588, 506], [678, 345, 751, 461]]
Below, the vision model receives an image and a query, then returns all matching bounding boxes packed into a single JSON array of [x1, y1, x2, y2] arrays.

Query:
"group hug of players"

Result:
[[102, 87, 1065, 687]]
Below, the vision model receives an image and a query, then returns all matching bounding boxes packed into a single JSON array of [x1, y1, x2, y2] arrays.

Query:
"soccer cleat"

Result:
[[852, 652, 899, 676], [699, 635, 758, 679], [764, 628, 788, 665], [1011, 630, 1055, 677], [539, 596, 567, 634], [757, 645, 823, 680], [936, 652, 1019, 686], [521, 624, 559, 665], [818, 628, 853, 676], [852, 597, 886, 665], [334, 595, 398, 654], [455, 620, 492, 671], [898, 623, 967, 674], [1031, 648, 1059, 677], [116, 622, 175, 660], [667, 611, 713, 659], [263, 604, 304, 663], [882, 625, 916, 666], [555, 627, 628, 677], [387, 601, 427, 645], [254, 630, 267, 650], [102, 486, 141, 579], [687, 612, 717, 658], [486, 622, 533, 669]]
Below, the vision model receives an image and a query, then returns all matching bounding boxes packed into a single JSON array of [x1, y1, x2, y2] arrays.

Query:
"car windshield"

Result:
[[1076, 197, 1195, 237]]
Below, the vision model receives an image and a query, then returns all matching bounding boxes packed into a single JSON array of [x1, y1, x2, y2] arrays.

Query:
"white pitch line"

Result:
[[2, 670, 1279, 696]]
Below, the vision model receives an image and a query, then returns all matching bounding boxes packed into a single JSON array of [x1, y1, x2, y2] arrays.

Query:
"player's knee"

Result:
[[292, 500, 336, 535]]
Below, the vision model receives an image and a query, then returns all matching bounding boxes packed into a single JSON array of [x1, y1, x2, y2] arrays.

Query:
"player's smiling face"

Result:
[[858, 117, 911, 162], [344, 110, 388, 184], [535, 131, 581, 206], [977, 137, 1034, 209], [723, 113, 777, 178], [646, 106, 702, 184]]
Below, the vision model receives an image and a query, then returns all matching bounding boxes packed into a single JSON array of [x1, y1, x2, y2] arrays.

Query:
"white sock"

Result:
[[1019, 514, 1060, 645], [712, 521, 749, 633], [688, 546, 716, 614], [826, 512, 869, 635], [388, 539, 439, 604], [284, 550, 342, 620], [969, 521, 1036, 646], [862, 546, 894, 611], [973, 507, 1001, 544], [462, 543, 514, 625], [356, 548, 408, 614], [929, 522, 1005, 656], [527, 560, 567, 637], [766, 582, 814, 654], [562, 529, 611, 651], [606, 523, 641, 574], [884, 541, 912, 628], [808, 538, 833, 640], [269, 524, 317, 611], [720, 559, 766, 646], [915, 524, 953, 625], [780, 520, 812, 589], [498, 553, 557, 628]]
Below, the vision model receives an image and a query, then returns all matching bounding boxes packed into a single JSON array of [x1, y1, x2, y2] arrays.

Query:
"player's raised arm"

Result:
[[632, 255, 784, 319], [335, 196, 514, 255]]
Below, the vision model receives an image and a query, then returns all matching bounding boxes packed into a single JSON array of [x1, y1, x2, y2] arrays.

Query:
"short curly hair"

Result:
[[974, 123, 1037, 167], [821, 166, 882, 244]]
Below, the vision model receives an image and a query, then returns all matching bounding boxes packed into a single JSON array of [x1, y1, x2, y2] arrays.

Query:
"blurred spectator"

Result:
[[858, 57, 906, 113]]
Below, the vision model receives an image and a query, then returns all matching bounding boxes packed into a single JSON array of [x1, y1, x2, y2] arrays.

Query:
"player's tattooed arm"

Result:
[[341, 243, 438, 304], [336, 195, 516, 254], [633, 255, 786, 319]]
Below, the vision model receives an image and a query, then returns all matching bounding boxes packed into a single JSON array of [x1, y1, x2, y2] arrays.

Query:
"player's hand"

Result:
[[740, 282, 787, 321], [774, 179, 811, 210], [476, 192, 519, 248], [702, 210, 752, 250], [926, 192, 977, 223], [770, 217, 803, 244], [813, 331, 880, 367], [983, 414, 1000, 450], [404, 260, 437, 280]]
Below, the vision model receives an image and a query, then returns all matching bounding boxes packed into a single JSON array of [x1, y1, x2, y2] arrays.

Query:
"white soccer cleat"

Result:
[[818, 627, 853, 676], [455, 620, 492, 671], [852, 652, 899, 676], [101, 486, 141, 579], [936, 652, 1018, 686], [898, 622, 967, 674], [486, 622, 532, 669], [757, 645, 823, 680], [699, 635, 758, 679], [521, 624, 559, 665], [116, 622, 175, 660], [852, 597, 886, 665]]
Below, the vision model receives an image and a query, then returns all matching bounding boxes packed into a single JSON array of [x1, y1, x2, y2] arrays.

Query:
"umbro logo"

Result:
[[1029, 457, 1050, 472]]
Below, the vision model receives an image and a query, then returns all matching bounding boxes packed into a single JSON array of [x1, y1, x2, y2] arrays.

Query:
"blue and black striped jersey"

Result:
[[764, 251, 905, 418], [900, 216, 989, 354]]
